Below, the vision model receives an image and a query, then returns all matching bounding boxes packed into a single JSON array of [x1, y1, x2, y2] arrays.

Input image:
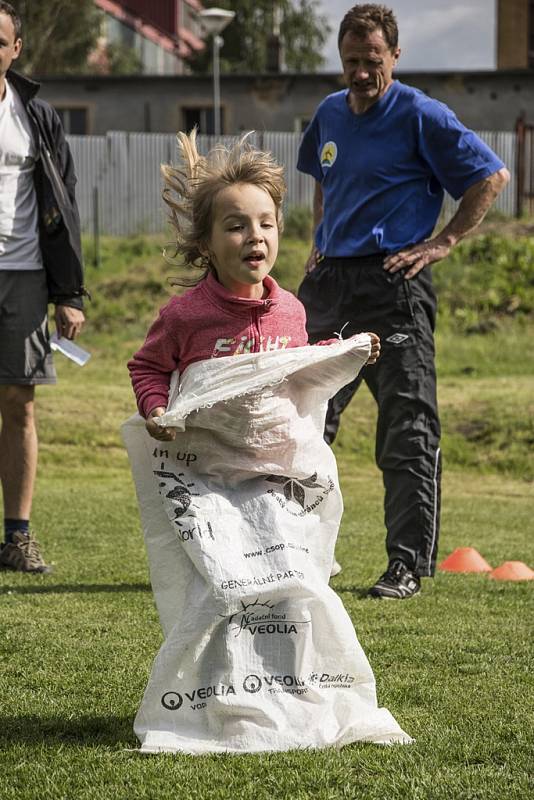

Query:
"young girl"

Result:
[[123, 132, 409, 754], [128, 131, 378, 436]]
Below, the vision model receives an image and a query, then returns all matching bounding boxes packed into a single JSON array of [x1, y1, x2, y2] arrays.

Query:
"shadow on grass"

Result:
[[0, 582, 151, 595], [0, 714, 137, 747], [331, 583, 371, 599]]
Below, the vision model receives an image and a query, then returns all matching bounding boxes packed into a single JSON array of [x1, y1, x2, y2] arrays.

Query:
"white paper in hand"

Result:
[[50, 332, 91, 366]]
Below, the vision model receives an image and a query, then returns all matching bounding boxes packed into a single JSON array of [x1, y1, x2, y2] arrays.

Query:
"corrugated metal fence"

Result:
[[516, 121, 534, 216], [66, 130, 516, 236]]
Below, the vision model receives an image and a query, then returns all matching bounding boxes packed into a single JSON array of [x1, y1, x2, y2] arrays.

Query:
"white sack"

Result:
[[122, 335, 411, 754]]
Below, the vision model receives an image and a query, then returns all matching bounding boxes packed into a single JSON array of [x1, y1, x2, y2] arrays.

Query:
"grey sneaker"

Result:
[[367, 559, 420, 599], [0, 531, 53, 574]]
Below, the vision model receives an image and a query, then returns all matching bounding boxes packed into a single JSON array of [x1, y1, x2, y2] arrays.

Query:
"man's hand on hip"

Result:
[[54, 305, 85, 340], [384, 169, 511, 280], [383, 239, 452, 279]]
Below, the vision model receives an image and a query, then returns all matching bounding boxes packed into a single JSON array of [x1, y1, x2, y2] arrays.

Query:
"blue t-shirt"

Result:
[[297, 81, 505, 257]]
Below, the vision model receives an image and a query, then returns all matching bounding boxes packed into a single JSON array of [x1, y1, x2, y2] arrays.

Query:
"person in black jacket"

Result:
[[0, 2, 87, 573]]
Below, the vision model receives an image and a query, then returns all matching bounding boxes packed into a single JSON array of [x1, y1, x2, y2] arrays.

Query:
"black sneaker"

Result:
[[368, 559, 420, 599]]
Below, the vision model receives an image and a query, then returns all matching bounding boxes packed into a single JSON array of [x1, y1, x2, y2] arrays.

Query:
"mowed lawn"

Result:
[[1, 238, 533, 799]]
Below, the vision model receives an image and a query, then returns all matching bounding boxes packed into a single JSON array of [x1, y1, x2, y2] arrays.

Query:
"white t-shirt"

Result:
[[0, 79, 43, 270]]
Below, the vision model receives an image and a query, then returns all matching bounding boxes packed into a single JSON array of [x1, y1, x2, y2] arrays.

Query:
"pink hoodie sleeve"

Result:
[[127, 301, 181, 418]]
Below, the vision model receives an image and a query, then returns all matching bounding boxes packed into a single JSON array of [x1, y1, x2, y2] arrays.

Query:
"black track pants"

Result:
[[298, 255, 441, 577]]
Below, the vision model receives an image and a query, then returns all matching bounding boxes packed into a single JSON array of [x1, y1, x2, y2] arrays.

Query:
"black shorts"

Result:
[[0, 269, 56, 385]]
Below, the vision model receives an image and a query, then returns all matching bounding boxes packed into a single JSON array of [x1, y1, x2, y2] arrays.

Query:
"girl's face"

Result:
[[203, 182, 279, 299]]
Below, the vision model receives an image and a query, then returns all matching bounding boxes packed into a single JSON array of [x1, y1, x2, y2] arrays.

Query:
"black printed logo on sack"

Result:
[[228, 599, 311, 638], [243, 673, 307, 696], [220, 569, 305, 591], [385, 333, 409, 345], [162, 684, 236, 712], [307, 671, 356, 689], [265, 472, 334, 516], [153, 460, 199, 519], [153, 460, 215, 542], [243, 674, 262, 693], [152, 446, 197, 468], [161, 691, 183, 710], [152, 450, 213, 536]]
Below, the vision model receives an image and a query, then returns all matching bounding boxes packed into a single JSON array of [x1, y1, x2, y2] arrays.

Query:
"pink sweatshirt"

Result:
[[128, 272, 311, 418]]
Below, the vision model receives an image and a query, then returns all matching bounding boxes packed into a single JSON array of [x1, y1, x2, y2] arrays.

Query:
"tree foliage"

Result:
[[104, 42, 143, 76], [14, 0, 102, 76], [191, 0, 331, 74]]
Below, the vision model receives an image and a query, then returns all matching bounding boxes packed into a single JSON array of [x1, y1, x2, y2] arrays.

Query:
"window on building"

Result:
[[54, 107, 88, 135], [182, 106, 224, 135]]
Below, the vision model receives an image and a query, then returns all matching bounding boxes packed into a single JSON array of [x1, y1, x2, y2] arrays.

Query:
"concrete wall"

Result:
[[36, 68, 534, 135], [403, 70, 533, 131]]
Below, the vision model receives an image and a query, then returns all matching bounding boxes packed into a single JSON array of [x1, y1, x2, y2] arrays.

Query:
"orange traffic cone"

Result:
[[489, 561, 534, 581], [438, 547, 492, 573]]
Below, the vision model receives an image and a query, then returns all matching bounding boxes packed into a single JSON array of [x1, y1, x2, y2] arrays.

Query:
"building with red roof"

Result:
[[93, 0, 205, 74]]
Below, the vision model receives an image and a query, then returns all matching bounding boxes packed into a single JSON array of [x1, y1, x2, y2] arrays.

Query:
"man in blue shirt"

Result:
[[297, 3, 509, 599]]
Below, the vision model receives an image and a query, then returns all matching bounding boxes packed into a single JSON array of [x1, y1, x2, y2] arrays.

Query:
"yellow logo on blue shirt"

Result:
[[320, 141, 337, 168]]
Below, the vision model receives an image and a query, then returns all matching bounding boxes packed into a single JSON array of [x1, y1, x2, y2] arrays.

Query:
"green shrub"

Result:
[[434, 234, 534, 331], [82, 231, 534, 337], [283, 205, 313, 240]]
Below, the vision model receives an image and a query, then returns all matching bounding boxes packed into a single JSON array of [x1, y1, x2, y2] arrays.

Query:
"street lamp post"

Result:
[[199, 8, 235, 137], [212, 33, 223, 136]]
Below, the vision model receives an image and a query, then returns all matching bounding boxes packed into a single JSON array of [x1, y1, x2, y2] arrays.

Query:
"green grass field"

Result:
[[0, 232, 533, 799]]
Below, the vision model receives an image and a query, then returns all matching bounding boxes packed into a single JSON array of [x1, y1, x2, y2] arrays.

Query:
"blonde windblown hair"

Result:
[[161, 130, 286, 285]]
